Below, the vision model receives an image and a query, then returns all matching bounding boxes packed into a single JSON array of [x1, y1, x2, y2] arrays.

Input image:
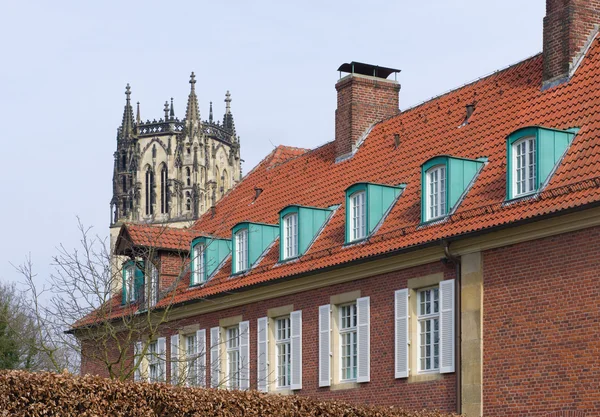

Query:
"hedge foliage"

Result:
[[0, 370, 458, 417]]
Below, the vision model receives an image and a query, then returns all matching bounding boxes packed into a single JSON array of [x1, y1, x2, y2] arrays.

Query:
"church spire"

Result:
[[222, 90, 236, 134], [170, 97, 175, 119], [120, 84, 134, 138], [185, 72, 200, 122], [136, 102, 141, 124], [209, 101, 213, 123]]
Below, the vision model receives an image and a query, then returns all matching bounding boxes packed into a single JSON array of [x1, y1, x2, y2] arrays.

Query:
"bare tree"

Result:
[[15, 218, 194, 381]]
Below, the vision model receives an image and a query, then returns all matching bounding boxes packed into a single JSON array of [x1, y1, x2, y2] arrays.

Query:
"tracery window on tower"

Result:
[[200, 192, 205, 213], [160, 164, 168, 214], [222, 169, 229, 193], [145, 167, 155, 216], [121, 154, 127, 170], [186, 167, 191, 187], [122, 176, 127, 192], [186, 191, 191, 211]]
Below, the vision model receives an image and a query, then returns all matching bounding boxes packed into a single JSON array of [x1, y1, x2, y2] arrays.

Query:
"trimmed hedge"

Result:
[[0, 371, 458, 417]]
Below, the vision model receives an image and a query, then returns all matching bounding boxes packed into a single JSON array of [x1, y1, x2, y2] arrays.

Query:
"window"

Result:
[[282, 214, 298, 259], [160, 165, 168, 214], [426, 165, 446, 221], [234, 229, 248, 273], [350, 192, 366, 241], [147, 262, 158, 308], [186, 167, 191, 187], [339, 303, 358, 381], [512, 136, 536, 197], [417, 287, 440, 372], [191, 243, 205, 285], [148, 341, 160, 382], [123, 263, 136, 303], [275, 317, 291, 388], [226, 326, 240, 389], [185, 191, 191, 211], [145, 167, 155, 216], [186, 334, 198, 386]]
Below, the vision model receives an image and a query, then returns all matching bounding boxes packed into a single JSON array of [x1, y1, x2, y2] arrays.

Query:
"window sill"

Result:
[[343, 237, 369, 248], [407, 372, 443, 384], [330, 381, 359, 391], [419, 216, 449, 228], [504, 191, 539, 206], [273, 388, 293, 395]]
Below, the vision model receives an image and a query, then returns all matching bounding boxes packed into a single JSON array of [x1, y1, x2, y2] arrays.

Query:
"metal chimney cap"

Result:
[[337, 61, 401, 79]]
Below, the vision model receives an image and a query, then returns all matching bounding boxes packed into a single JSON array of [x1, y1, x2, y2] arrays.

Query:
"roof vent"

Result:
[[459, 103, 476, 128], [253, 187, 263, 202], [394, 133, 400, 148]]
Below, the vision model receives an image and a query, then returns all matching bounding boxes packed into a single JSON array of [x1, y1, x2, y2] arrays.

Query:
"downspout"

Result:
[[443, 240, 461, 415]]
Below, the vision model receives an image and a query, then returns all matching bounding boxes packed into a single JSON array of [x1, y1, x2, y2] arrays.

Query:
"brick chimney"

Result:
[[335, 62, 400, 159], [543, 0, 600, 87]]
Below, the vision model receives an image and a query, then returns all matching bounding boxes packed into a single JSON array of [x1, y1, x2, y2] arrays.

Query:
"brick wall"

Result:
[[543, 0, 600, 83], [159, 252, 187, 292], [483, 226, 600, 416], [82, 259, 456, 411], [335, 75, 400, 158]]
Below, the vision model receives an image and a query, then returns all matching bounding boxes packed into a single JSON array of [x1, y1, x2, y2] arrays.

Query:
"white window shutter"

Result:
[[290, 310, 302, 390], [356, 297, 370, 383], [197, 329, 206, 387], [210, 327, 221, 388], [134, 341, 142, 382], [256, 317, 269, 392], [439, 279, 456, 374], [239, 321, 250, 390], [170, 335, 179, 385], [395, 289, 409, 378], [318, 304, 331, 387], [157, 337, 166, 382]]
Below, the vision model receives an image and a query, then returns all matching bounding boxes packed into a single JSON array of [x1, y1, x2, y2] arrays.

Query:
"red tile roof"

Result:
[[117, 224, 200, 252], [83, 35, 600, 324]]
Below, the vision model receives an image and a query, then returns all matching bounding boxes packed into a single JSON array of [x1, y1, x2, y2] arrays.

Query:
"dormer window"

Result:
[[282, 213, 298, 259], [506, 127, 576, 200], [190, 237, 231, 285], [234, 228, 248, 273], [191, 241, 205, 285], [232, 223, 278, 274], [278, 205, 334, 262], [350, 191, 366, 241], [421, 156, 485, 223], [425, 165, 447, 221], [121, 260, 143, 305], [345, 183, 405, 244], [512, 136, 536, 197]]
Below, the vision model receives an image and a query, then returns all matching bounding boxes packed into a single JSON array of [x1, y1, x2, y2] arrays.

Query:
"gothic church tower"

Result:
[[109, 73, 241, 246]]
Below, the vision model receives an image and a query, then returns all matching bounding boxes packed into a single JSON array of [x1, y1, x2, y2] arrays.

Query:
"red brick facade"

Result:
[[543, 0, 600, 83], [483, 226, 600, 416], [334, 74, 399, 158]]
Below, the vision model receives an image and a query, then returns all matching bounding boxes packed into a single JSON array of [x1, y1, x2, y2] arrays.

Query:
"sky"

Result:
[[0, 0, 544, 287]]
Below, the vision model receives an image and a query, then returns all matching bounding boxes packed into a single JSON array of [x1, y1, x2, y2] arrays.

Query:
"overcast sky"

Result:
[[0, 0, 544, 287]]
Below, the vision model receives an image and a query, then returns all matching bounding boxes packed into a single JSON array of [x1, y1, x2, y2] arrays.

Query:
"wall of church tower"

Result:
[[109, 74, 242, 293]]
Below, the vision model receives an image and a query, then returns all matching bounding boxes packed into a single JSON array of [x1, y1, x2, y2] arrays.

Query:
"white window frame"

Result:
[[512, 136, 536, 198], [235, 229, 248, 273], [350, 191, 366, 241], [426, 165, 447, 221], [282, 213, 299, 259], [185, 334, 198, 386], [338, 303, 358, 382], [147, 261, 158, 308], [226, 326, 240, 389], [124, 263, 136, 303], [417, 286, 440, 373], [147, 341, 159, 382], [275, 316, 291, 389], [192, 243, 205, 285]]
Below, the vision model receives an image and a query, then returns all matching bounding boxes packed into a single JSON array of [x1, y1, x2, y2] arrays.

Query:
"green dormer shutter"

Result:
[[506, 126, 577, 200], [232, 222, 278, 273], [345, 183, 405, 243], [421, 156, 486, 223], [279, 205, 334, 261]]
